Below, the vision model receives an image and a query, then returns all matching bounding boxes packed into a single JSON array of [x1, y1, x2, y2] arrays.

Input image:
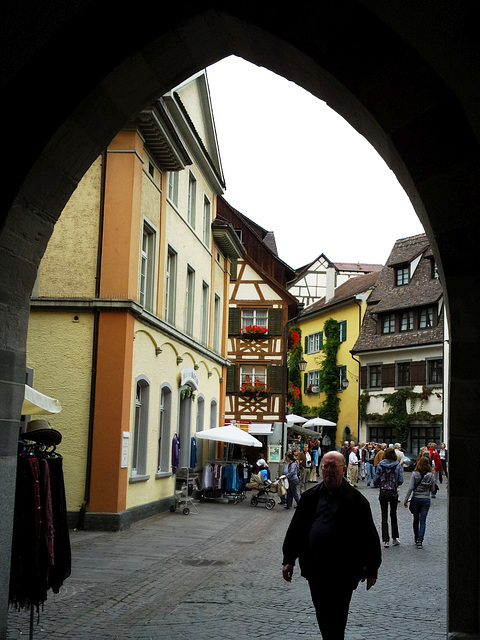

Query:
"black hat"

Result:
[[21, 419, 62, 446]]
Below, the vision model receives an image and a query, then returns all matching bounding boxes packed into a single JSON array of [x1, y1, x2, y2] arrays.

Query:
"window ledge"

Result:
[[155, 471, 173, 479], [129, 474, 150, 484]]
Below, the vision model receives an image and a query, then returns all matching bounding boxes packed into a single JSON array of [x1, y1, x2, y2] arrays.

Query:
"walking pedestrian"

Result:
[[439, 442, 448, 478], [297, 443, 312, 494], [284, 452, 300, 510], [374, 447, 403, 548], [282, 451, 381, 640], [403, 455, 435, 548], [347, 446, 359, 486], [365, 442, 376, 486]]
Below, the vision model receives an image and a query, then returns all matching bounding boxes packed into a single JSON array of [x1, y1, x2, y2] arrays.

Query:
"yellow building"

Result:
[[296, 272, 379, 448], [27, 71, 242, 530]]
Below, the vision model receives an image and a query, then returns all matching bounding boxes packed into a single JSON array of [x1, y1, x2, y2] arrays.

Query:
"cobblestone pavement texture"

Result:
[[7, 473, 447, 639]]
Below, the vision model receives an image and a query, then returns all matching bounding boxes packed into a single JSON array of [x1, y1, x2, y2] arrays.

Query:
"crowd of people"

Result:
[[279, 438, 447, 638]]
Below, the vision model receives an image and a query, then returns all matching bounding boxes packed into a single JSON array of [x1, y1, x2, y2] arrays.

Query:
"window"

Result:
[[200, 281, 209, 345], [395, 266, 409, 286], [382, 314, 395, 334], [400, 310, 414, 332], [157, 386, 172, 473], [368, 364, 382, 389], [203, 196, 211, 247], [427, 359, 443, 385], [187, 172, 196, 227], [306, 332, 323, 354], [164, 246, 177, 324], [140, 222, 156, 312], [132, 378, 149, 477], [419, 306, 434, 329], [240, 365, 267, 387], [241, 309, 268, 332], [167, 171, 179, 207], [338, 320, 347, 342], [396, 361, 411, 387], [213, 294, 221, 352], [184, 266, 195, 336], [305, 370, 320, 392], [338, 365, 347, 391]]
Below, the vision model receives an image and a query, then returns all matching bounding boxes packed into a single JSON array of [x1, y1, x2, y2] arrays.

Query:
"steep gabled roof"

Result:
[[301, 270, 379, 317]]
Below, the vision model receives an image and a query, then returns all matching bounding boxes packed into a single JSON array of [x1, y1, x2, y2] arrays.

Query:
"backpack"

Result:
[[379, 466, 397, 498]]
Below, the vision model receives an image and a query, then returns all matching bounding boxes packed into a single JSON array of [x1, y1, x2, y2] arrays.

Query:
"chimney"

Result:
[[326, 266, 335, 302]]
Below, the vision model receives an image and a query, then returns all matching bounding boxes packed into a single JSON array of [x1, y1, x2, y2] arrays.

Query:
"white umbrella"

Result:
[[285, 413, 307, 424], [303, 417, 336, 428], [195, 425, 262, 447]]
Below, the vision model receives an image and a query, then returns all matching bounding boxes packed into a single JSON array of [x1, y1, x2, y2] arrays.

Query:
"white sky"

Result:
[[206, 55, 425, 270]]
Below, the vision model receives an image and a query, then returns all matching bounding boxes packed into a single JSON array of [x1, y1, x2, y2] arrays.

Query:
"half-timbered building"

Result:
[[216, 197, 300, 463]]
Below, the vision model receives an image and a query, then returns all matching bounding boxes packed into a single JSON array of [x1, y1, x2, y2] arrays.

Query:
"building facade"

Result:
[[26, 71, 242, 530], [352, 234, 444, 452], [297, 271, 379, 448], [288, 253, 382, 307], [217, 198, 300, 465]]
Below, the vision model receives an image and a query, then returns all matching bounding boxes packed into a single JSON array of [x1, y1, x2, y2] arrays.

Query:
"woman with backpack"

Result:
[[374, 447, 404, 548], [403, 455, 436, 549]]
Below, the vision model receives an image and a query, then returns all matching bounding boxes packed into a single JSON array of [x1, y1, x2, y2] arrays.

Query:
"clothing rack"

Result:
[[199, 460, 249, 504], [10, 441, 71, 639]]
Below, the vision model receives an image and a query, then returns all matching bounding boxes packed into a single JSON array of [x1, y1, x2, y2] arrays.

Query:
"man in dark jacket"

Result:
[[282, 451, 381, 639]]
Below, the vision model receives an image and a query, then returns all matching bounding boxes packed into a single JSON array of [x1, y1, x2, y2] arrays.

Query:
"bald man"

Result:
[[282, 451, 381, 639]]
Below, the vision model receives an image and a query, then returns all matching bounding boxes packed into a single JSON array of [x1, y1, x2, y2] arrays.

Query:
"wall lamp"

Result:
[[298, 358, 307, 372]]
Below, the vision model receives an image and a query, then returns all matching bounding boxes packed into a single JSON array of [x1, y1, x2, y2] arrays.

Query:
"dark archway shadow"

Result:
[[1, 4, 479, 638]]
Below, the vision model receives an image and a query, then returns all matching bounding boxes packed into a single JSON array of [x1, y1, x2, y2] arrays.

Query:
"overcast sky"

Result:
[[206, 55, 425, 270]]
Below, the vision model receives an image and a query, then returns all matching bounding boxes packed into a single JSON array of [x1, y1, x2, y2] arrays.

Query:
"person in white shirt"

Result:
[[347, 447, 359, 486]]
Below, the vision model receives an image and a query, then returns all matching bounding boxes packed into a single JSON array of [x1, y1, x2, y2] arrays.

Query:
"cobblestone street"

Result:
[[7, 474, 447, 639]]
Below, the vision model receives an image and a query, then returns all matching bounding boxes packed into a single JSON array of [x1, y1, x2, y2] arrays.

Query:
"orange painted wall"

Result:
[[88, 307, 135, 512], [100, 131, 143, 300]]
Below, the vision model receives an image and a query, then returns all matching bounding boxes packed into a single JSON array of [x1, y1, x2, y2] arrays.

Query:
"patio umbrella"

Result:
[[303, 417, 336, 428], [195, 425, 262, 447], [285, 414, 307, 424]]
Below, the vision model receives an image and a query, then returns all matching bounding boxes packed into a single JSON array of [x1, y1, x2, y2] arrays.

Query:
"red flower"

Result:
[[241, 325, 268, 335]]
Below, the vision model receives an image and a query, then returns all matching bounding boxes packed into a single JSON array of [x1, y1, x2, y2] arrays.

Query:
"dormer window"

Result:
[[395, 265, 409, 286], [419, 306, 434, 329]]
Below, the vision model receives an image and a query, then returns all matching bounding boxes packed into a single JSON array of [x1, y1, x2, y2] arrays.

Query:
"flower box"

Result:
[[240, 325, 268, 337]]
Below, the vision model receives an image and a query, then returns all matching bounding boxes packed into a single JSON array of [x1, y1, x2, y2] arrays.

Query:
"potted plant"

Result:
[[241, 324, 268, 337]]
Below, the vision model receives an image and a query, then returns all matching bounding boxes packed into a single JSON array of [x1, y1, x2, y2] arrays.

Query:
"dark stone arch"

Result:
[[1, 3, 479, 637]]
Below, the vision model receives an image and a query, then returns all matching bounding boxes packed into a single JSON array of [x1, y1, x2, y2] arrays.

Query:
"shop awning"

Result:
[[248, 423, 273, 436], [287, 424, 322, 439], [21, 385, 62, 416]]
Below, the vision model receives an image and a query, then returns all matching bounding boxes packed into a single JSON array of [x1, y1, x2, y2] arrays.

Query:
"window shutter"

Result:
[[268, 308, 283, 336], [411, 361, 426, 386], [382, 363, 395, 387], [228, 308, 240, 335], [268, 365, 284, 393], [305, 336, 309, 355], [319, 331, 324, 348], [339, 320, 347, 342], [360, 366, 367, 389], [226, 364, 238, 392], [304, 371, 309, 394]]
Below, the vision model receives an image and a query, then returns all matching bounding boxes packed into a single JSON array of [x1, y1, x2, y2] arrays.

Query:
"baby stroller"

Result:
[[247, 473, 276, 509]]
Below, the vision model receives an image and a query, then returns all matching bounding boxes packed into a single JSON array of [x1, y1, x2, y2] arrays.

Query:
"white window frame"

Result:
[[157, 385, 172, 474], [307, 332, 322, 354], [203, 195, 211, 247], [167, 171, 179, 207], [306, 370, 320, 391], [165, 246, 177, 325], [187, 172, 197, 228], [240, 309, 268, 332], [184, 265, 195, 336], [132, 377, 149, 477], [200, 281, 209, 346], [213, 294, 221, 352], [240, 365, 267, 387], [139, 221, 156, 312]]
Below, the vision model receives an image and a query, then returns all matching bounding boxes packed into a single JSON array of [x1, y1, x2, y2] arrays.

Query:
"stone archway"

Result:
[[1, 4, 479, 638]]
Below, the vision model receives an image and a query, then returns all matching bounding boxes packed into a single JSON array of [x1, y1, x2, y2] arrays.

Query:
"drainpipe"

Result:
[[78, 150, 106, 530]]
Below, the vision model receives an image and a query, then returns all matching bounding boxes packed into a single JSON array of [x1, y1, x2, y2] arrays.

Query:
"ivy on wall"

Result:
[[287, 326, 305, 414], [360, 386, 443, 445]]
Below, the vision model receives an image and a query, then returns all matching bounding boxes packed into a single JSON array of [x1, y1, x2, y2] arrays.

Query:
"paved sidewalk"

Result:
[[7, 474, 447, 639]]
